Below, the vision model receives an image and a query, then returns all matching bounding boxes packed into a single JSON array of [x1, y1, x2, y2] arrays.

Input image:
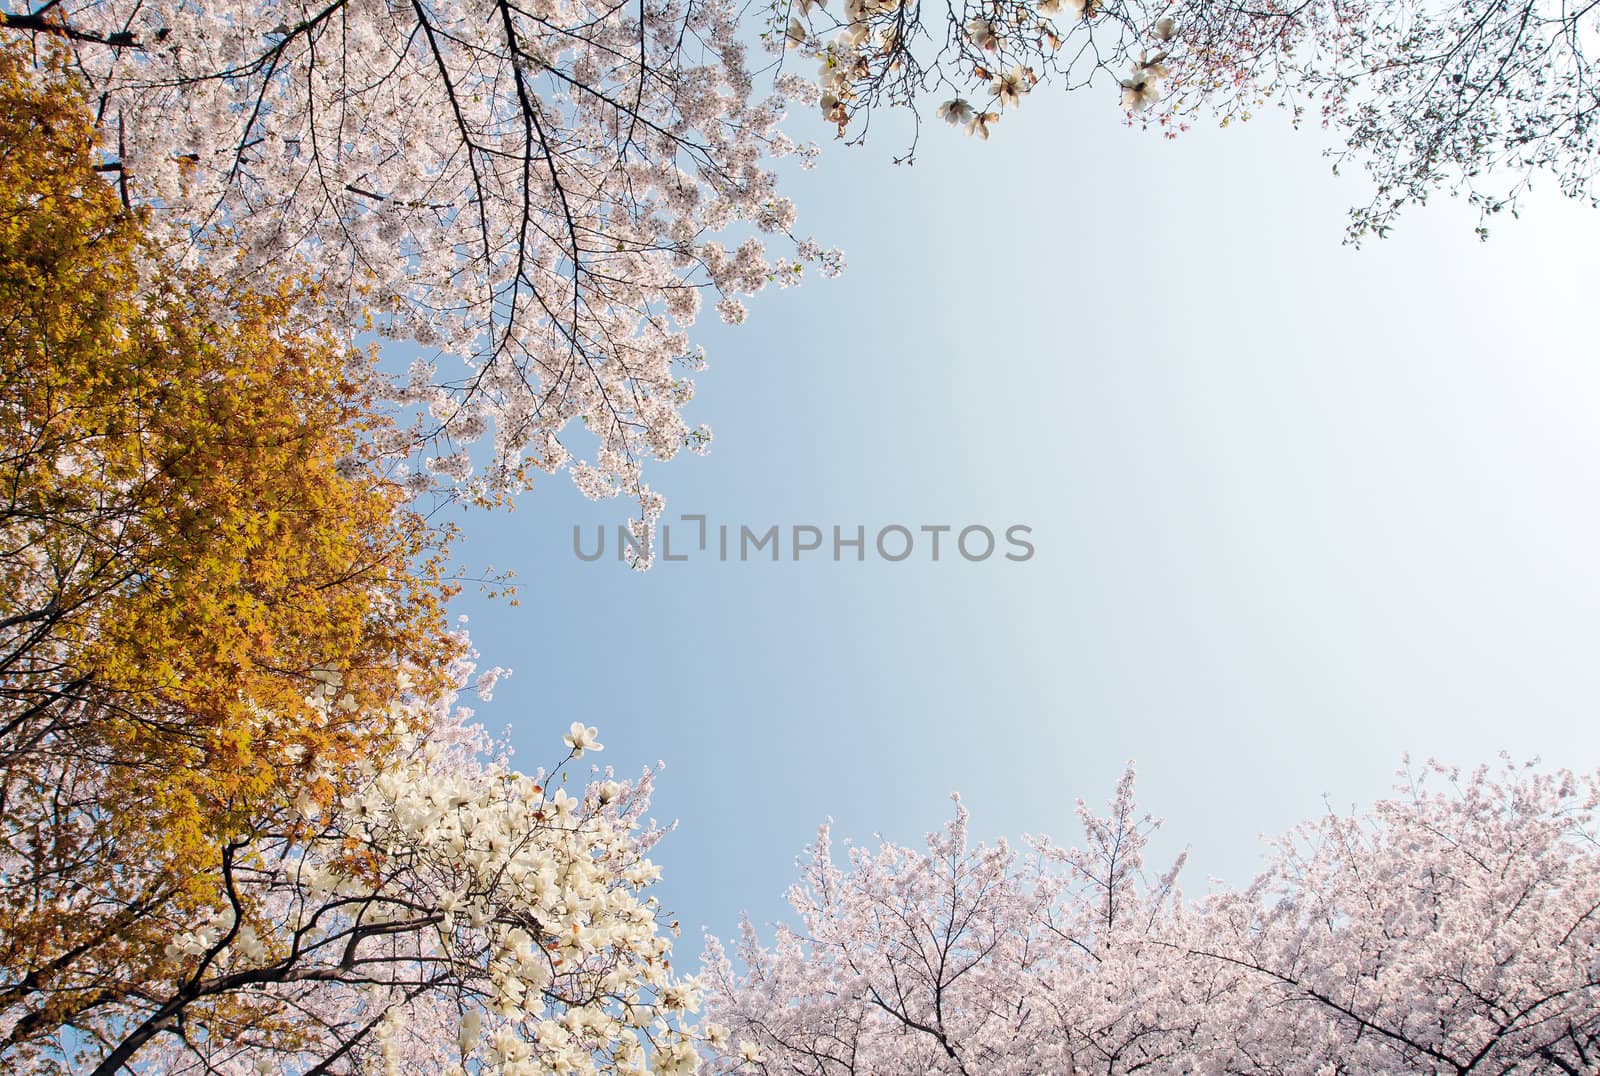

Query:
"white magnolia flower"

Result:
[[990, 66, 1031, 108], [488, 1028, 531, 1064], [785, 17, 806, 47], [549, 788, 581, 821], [232, 923, 269, 961], [458, 1009, 482, 1057], [1153, 16, 1176, 40], [738, 1040, 768, 1063], [939, 97, 975, 125], [966, 17, 999, 49], [817, 53, 845, 89], [838, 20, 870, 45], [1120, 71, 1161, 111], [564, 721, 603, 755], [1135, 49, 1170, 78], [294, 789, 322, 820], [965, 110, 998, 139]]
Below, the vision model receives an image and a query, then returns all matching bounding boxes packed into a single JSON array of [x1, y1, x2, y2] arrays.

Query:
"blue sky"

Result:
[[435, 86, 1600, 946]]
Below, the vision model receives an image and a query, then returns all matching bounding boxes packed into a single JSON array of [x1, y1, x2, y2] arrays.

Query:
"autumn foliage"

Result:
[[0, 42, 462, 1055]]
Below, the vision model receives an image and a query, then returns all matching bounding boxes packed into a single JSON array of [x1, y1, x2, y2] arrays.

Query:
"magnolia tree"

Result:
[[776, 0, 1600, 239], [5, 669, 717, 1075], [702, 760, 1600, 1073]]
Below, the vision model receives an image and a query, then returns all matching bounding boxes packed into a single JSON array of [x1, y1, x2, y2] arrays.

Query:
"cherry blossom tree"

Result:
[[778, 0, 1600, 239], [697, 771, 1207, 1074], [5, 0, 1590, 551], [2, 0, 1591, 555], [1190, 759, 1600, 1073], [703, 759, 1600, 1073], [0, 0, 840, 540]]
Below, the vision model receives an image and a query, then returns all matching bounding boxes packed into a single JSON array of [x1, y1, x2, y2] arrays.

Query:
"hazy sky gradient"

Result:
[[436, 86, 1600, 946]]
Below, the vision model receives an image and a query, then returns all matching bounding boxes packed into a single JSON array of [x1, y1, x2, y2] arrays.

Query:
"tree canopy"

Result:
[[0, 42, 457, 1060], [2, 0, 1599, 1065], [5, 0, 1593, 523], [704, 760, 1600, 1074]]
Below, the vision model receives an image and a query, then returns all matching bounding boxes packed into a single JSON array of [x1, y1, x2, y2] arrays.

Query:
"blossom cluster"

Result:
[[84, 652, 727, 1074], [38, 0, 842, 526], [703, 760, 1600, 1072], [774, 0, 1195, 143]]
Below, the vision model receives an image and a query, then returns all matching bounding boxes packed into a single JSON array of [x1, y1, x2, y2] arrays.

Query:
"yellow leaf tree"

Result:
[[0, 42, 464, 1057]]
